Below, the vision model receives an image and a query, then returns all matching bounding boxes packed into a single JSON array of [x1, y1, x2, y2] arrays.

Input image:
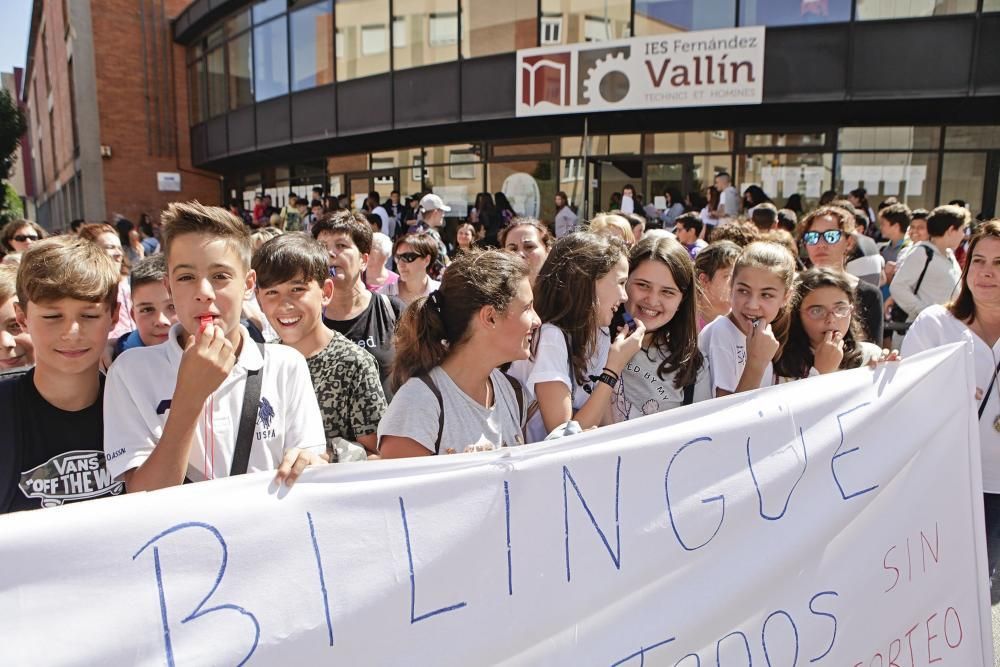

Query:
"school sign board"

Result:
[[516, 26, 765, 117], [0, 343, 992, 664]]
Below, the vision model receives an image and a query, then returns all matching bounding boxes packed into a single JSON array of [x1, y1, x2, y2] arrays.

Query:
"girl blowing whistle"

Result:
[[698, 241, 796, 397]]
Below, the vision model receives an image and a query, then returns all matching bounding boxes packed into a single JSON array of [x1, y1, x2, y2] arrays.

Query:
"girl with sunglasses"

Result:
[[0, 220, 46, 258], [509, 232, 645, 443], [798, 206, 884, 345], [379, 233, 440, 307], [773, 268, 886, 383]]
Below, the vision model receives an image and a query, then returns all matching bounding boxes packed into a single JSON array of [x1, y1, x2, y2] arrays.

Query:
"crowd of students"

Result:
[[1, 187, 998, 599]]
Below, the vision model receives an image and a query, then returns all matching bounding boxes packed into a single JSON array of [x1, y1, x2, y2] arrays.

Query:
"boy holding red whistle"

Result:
[[103, 202, 326, 491]]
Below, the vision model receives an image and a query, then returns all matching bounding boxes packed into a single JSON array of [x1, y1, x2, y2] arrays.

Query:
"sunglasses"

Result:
[[803, 304, 852, 320], [802, 230, 843, 246], [395, 252, 425, 264], [12, 234, 39, 243]]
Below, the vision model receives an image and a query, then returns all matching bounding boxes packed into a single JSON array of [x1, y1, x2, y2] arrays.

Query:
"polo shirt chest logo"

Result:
[[256, 396, 276, 441]]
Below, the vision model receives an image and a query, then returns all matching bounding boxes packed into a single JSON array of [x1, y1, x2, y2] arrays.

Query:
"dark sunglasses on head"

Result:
[[395, 252, 425, 264], [13, 234, 39, 243], [802, 229, 843, 246]]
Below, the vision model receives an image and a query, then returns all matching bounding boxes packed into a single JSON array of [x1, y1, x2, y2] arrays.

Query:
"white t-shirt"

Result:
[[612, 344, 712, 421], [377, 366, 525, 455], [698, 315, 774, 394], [103, 324, 326, 482], [378, 278, 440, 303], [773, 341, 882, 384], [554, 207, 579, 239], [508, 324, 611, 443], [719, 186, 740, 218], [902, 305, 1000, 493]]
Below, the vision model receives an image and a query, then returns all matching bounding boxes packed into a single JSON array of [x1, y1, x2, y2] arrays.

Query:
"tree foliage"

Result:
[[0, 88, 27, 185]]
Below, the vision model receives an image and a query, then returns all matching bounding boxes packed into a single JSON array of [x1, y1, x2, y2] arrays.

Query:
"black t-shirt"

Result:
[[324, 293, 404, 400], [855, 279, 884, 345], [2, 369, 122, 514]]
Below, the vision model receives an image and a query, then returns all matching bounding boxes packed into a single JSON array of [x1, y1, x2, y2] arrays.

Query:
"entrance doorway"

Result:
[[591, 159, 643, 214], [347, 171, 400, 210]]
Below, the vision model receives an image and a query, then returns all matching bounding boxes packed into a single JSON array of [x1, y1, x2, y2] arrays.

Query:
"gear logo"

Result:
[[583, 52, 632, 104]]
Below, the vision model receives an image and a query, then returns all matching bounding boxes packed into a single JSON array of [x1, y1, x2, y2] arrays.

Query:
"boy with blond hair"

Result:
[[0, 264, 32, 373], [104, 201, 326, 490], [0, 238, 123, 513]]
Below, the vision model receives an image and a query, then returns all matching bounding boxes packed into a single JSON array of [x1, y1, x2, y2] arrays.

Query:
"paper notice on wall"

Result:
[[803, 167, 824, 198], [881, 166, 904, 196], [906, 165, 927, 196], [860, 166, 882, 191], [841, 166, 861, 194], [780, 166, 800, 196], [433, 186, 470, 218], [761, 167, 778, 199]]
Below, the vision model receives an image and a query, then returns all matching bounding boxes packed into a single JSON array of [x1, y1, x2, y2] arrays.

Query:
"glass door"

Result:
[[591, 159, 644, 215], [646, 158, 693, 224]]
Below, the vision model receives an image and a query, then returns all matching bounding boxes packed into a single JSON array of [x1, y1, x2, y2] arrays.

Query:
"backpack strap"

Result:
[[230, 343, 266, 476], [503, 373, 525, 423], [0, 372, 25, 514], [682, 383, 695, 406], [417, 373, 445, 455], [912, 244, 935, 296]]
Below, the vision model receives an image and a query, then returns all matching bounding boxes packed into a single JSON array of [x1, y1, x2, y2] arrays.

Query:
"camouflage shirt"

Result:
[[303, 332, 387, 461]]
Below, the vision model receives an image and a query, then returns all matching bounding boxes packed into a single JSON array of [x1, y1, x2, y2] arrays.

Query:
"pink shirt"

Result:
[[366, 270, 399, 292], [109, 279, 136, 341]]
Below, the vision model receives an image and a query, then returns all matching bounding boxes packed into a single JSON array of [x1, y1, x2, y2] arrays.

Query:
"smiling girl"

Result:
[[612, 236, 709, 421], [698, 241, 796, 397], [509, 232, 645, 442]]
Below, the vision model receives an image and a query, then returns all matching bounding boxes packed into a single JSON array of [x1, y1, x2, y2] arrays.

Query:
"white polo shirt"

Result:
[[103, 324, 325, 482]]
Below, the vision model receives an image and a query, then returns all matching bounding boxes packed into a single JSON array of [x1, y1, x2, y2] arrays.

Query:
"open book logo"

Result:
[[520, 53, 572, 107]]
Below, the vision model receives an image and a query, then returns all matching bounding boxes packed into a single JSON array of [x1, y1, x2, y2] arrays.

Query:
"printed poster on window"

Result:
[[516, 27, 765, 117]]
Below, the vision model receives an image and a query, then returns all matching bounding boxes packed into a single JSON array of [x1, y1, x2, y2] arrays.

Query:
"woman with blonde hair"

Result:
[[588, 212, 636, 247]]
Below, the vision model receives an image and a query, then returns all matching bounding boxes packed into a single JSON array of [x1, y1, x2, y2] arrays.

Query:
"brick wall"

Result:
[[90, 0, 219, 223]]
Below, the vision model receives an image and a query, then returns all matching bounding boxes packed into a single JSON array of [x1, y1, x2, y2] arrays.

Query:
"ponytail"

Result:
[[391, 293, 449, 391]]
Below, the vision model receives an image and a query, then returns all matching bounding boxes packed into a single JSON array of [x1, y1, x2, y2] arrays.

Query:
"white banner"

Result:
[[0, 344, 992, 665], [516, 27, 765, 117]]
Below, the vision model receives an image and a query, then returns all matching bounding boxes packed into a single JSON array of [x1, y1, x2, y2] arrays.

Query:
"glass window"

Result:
[[392, 0, 459, 71], [838, 127, 940, 151], [944, 126, 1000, 150], [206, 26, 225, 49], [609, 134, 642, 155], [489, 160, 557, 222], [837, 152, 939, 211], [856, 0, 976, 20], [425, 143, 482, 165], [461, 0, 536, 58], [559, 159, 588, 208], [740, 0, 850, 26], [290, 1, 334, 91], [206, 47, 227, 117], [691, 154, 734, 197], [371, 148, 423, 168], [987, 0, 1000, 11], [425, 163, 482, 217], [940, 153, 987, 216], [539, 0, 631, 45], [226, 9, 251, 36], [253, 17, 289, 101], [561, 135, 609, 157], [745, 132, 827, 149], [227, 32, 253, 109], [336, 0, 390, 81], [634, 0, 735, 35], [189, 59, 206, 124], [740, 153, 833, 212], [646, 131, 732, 154], [253, 0, 285, 23]]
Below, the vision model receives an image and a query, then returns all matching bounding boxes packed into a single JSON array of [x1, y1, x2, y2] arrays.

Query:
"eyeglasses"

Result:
[[395, 252, 425, 264], [12, 234, 39, 243], [803, 304, 852, 320], [802, 230, 843, 246]]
